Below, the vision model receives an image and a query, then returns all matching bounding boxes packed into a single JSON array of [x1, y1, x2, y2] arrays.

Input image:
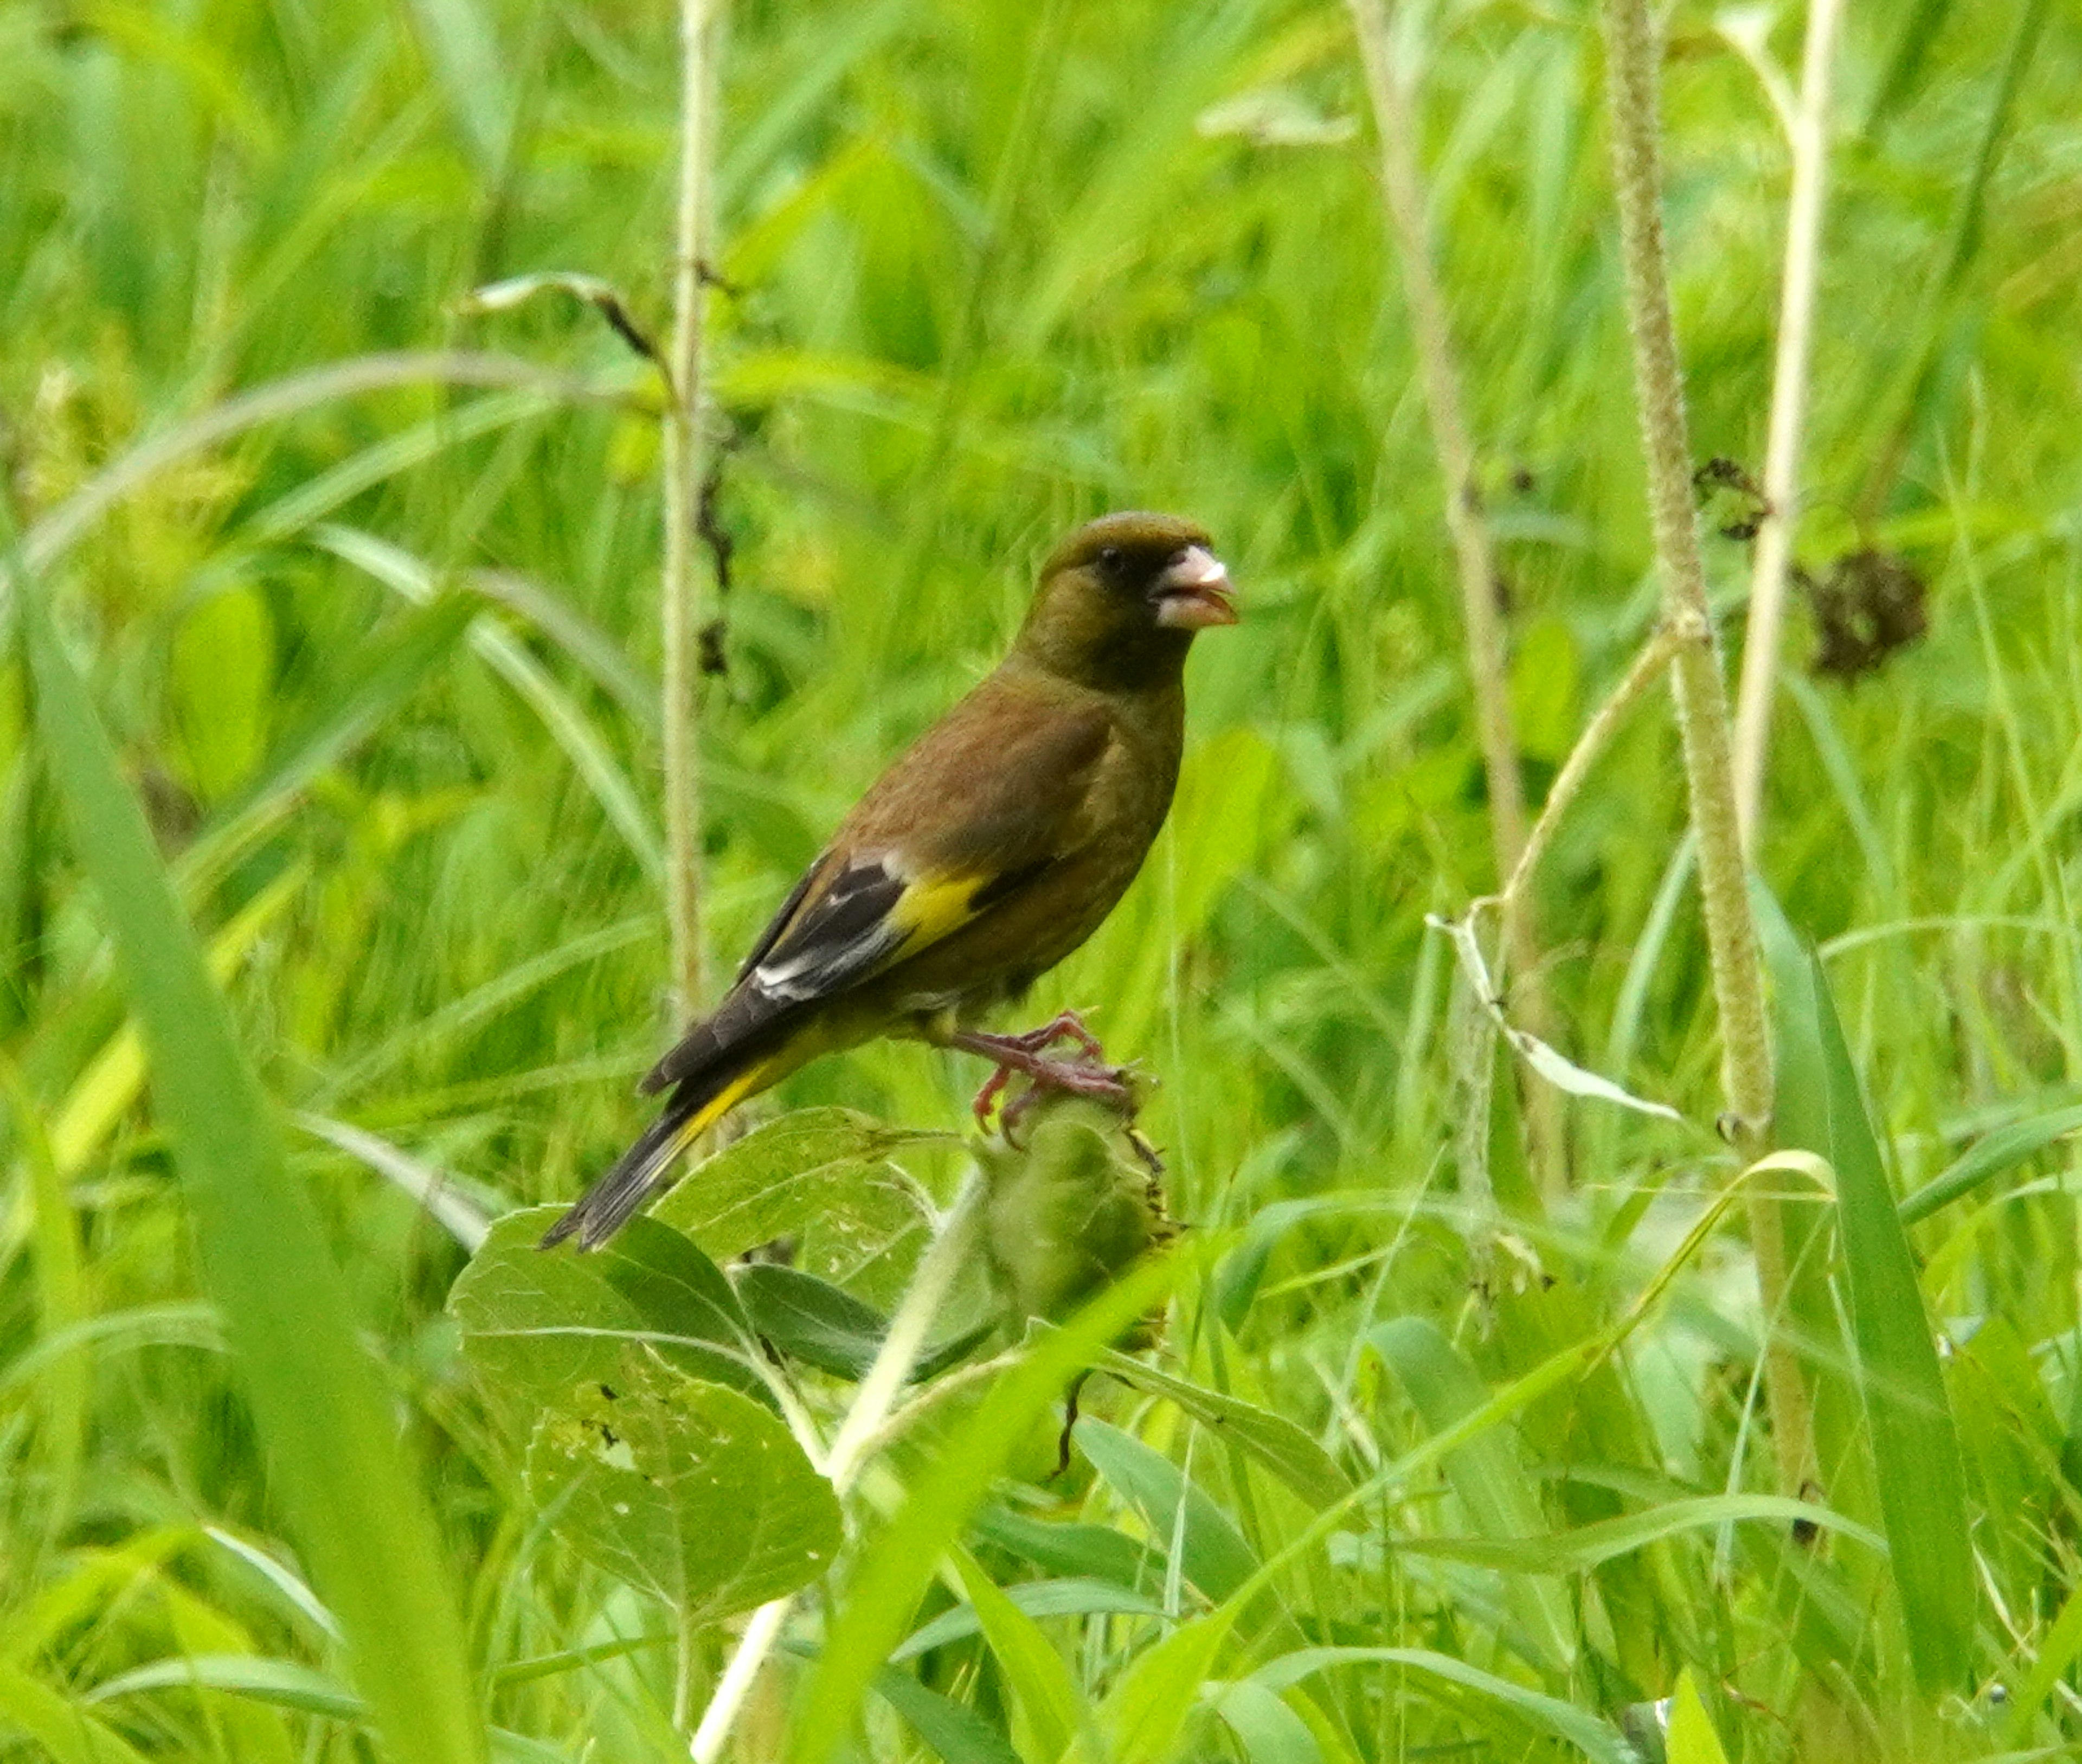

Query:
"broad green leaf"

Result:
[[1077, 1419, 1260, 1603], [1784, 935, 1975, 1692], [785, 1258, 1175, 1764], [1100, 1348, 1353, 1511], [651, 1107, 952, 1273], [450, 1209, 769, 1434], [525, 1362, 840, 1624], [1665, 1667, 1731, 1764], [22, 562, 483, 1764], [736, 1262, 889, 1379]]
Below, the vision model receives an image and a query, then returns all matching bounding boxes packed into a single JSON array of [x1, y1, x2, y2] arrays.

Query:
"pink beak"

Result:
[[1153, 545, 1237, 630]]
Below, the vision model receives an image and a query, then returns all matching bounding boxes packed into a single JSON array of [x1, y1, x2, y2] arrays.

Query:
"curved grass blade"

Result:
[[1773, 920, 1975, 1692], [21, 563, 486, 1764]]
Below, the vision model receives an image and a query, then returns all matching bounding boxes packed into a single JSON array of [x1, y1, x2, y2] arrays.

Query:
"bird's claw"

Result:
[[958, 1011, 1142, 1144]]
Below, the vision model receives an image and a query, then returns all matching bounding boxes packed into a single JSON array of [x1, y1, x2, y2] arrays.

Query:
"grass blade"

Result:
[[1778, 926, 1975, 1692], [21, 569, 486, 1764]]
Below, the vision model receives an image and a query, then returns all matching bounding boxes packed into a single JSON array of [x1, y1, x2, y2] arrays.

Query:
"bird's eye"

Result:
[[1098, 546, 1123, 573]]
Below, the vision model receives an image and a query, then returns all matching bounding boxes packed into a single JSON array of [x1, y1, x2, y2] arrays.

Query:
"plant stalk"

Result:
[[687, 1171, 985, 1762], [1348, 0, 1530, 957], [661, 0, 724, 1023], [1350, 0, 1571, 1190], [1731, 0, 1846, 850], [1599, 0, 1808, 1495]]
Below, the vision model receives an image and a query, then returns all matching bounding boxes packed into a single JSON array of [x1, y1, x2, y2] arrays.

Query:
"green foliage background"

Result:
[[5, 0, 2082, 1757]]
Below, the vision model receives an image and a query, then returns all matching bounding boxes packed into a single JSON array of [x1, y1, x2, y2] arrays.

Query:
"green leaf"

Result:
[[1082, 1612, 1232, 1764], [868, 1669, 1022, 1764], [20, 542, 484, 1764], [1099, 1349, 1353, 1511], [948, 1547, 1092, 1763], [450, 1210, 769, 1434], [1367, 1318, 1575, 1671], [1387, 1493, 1882, 1573], [651, 1107, 951, 1275], [1665, 1667, 1731, 1764], [893, 1575, 1168, 1661], [1077, 1419, 1260, 1603], [1783, 937, 1975, 1691], [1210, 1680, 1323, 1764], [735, 1262, 889, 1379], [1251, 1648, 1633, 1764], [969, 1505, 1164, 1590], [169, 583, 272, 801], [1898, 1101, 2082, 1224], [89, 1656, 360, 1721], [525, 1361, 840, 1624], [785, 1258, 1175, 1764]]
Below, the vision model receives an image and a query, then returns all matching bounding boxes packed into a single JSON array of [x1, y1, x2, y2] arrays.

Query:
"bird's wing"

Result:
[[641, 687, 1113, 1094]]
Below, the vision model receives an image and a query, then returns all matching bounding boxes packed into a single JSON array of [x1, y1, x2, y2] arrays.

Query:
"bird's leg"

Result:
[[950, 1010, 1132, 1131]]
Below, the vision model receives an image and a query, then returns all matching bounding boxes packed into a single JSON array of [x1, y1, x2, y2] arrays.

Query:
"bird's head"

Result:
[[1016, 512, 1236, 690]]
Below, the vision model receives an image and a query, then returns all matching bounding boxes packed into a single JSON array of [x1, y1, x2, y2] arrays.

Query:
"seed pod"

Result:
[[979, 1099, 1175, 1346]]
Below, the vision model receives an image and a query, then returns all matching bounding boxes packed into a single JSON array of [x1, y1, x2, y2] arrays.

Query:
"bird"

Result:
[[541, 511, 1236, 1250]]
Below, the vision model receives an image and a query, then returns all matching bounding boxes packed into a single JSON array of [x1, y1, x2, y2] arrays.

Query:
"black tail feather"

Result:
[[539, 1096, 702, 1251]]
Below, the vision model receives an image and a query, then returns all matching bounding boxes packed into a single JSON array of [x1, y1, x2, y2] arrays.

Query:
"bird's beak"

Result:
[[1153, 545, 1237, 630]]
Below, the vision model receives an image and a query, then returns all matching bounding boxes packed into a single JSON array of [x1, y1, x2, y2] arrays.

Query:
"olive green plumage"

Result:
[[543, 512, 1237, 1250]]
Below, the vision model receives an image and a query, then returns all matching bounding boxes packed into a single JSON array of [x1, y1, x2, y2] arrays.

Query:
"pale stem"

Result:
[[1497, 624, 1680, 915], [661, 0, 724, 1023], [1599, 0, 1808, 1494], [687, 1172, 986, 1762], [1731, 0, 1847, 850], [1350, 0, 1569, 1189], [1346, 0, 1530, 923]]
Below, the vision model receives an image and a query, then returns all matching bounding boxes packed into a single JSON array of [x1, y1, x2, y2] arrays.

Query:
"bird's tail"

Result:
[[538, 1048, 781, 1251]]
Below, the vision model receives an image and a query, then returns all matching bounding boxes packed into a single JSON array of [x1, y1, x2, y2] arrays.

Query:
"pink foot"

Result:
[[952, 1011, 1133, 1137]]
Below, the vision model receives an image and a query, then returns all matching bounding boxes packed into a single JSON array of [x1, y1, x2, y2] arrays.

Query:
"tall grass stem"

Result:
[[662, 0, 725, 1022], [1350, 0, 1568, 1189], [1598, 0, 1806, 1496], [1732, 0, 1847, 849]]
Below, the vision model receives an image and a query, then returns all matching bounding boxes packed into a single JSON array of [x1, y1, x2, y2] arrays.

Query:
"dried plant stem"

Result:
[[1350, 0, 1571, 1188], [687, 1173, 985, 1762], [1348, 0, 1529, 940], [1732, 0, 1846, 850], [661, 0, 725, 1023], [1498, 623, 1680, 916], [1600, 0, 1808, 1496]]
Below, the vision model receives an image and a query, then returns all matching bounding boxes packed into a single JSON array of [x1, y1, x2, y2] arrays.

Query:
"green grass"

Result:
[[5, 0, 2082, 1758]]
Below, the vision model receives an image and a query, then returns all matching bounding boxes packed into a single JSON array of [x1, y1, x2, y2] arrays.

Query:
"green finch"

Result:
[[543, 511, 1236, 1250]]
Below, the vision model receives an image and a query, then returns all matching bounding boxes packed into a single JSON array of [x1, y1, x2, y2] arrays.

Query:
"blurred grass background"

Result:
[[6, 0, 2082, 1756]]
